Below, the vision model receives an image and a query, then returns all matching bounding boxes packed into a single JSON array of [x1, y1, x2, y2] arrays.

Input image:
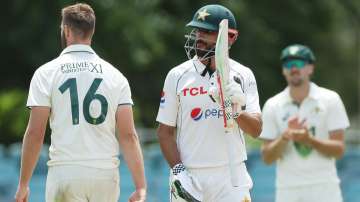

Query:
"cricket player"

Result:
[[14, 3, 146, 202], [156, 4, 262, 202], [260, 44, 349, 202]]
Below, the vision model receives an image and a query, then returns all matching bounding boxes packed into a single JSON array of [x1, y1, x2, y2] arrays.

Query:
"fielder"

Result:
[[260, 44, 350, 202], [15, 3, 146, 202], [156, 4, 262, 202]]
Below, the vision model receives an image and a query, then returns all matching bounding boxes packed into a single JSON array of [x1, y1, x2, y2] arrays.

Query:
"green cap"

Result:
[[186, 4, 237, 31], [280, 44, 316, 63]]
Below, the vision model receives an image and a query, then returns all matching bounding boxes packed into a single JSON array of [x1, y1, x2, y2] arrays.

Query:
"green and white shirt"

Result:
[[260, 83, 349, 188], [27, 45, 133, 169]]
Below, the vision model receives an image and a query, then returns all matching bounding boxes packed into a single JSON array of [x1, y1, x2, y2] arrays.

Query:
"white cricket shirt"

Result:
[[260, 83, 350, 188], [27, 45, 133, 169], [156, 57, 261, 168]]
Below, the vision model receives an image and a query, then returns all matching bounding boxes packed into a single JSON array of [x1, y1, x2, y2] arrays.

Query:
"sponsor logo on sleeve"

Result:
[[160, 91, 165, 108]]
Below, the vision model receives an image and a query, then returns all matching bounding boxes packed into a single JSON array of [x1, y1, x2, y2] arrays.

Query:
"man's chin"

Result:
[[289, 80, 303, 87], [196, 50, 207, 58]]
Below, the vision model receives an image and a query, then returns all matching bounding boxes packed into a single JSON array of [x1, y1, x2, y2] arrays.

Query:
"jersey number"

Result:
[[59, 78, 108, 125]]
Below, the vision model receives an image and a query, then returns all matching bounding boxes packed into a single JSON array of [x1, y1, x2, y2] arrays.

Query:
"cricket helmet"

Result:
[[186, 4, 237, 32], [280, 44, 316, 63], [184, 4, 238, 61]]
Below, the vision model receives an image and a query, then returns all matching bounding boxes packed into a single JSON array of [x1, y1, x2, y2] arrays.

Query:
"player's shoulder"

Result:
[[264, 88, 288, 108], [167, 60, 194, 79], [313, 83, 341, 101], [33, 56, 63, 76], [99, 57, 120, 73], [97, 57, 128, 79], [229, 59, 254, 76]]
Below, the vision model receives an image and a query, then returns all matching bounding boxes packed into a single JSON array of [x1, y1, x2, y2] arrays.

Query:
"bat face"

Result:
[[215, 19, 234, 129]]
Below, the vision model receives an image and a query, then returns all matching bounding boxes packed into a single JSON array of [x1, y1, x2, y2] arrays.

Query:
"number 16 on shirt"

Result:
[[215, 19, 241, 187]]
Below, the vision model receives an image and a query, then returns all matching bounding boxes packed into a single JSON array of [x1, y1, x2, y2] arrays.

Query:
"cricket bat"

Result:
[[215, 19, 241, 187]]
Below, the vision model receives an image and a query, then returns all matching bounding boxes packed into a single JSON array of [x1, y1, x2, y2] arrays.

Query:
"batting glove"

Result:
[[225, 80, 246, 118], [209, 76, 246, 118], [171, 163, 203, 202]]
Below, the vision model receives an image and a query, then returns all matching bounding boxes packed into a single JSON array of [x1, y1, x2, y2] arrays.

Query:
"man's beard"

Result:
[[196, 40, 215, 59], [61, 30, 67, 49], [286, 70, 306, 87], [289, 79, 303, 87]]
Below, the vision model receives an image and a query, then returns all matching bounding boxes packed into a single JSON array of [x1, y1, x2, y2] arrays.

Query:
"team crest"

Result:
[[197, 9, 210, 21], [289, 46, 300, 55]]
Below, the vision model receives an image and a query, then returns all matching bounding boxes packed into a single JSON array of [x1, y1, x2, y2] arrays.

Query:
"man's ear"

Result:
[[307, 64, 315, 75], [63, 25, 71, 39], [228, 31, 238, 45]]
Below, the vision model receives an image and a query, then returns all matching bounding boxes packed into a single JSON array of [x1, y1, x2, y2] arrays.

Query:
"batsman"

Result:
[[156, 4, 262, 202]]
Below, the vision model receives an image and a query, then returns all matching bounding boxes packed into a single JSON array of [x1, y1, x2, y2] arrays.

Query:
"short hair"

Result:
[[61, 3, 95, 39]]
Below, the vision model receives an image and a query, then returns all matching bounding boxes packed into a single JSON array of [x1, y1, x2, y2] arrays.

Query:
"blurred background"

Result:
[[1, 0, 360, 201]]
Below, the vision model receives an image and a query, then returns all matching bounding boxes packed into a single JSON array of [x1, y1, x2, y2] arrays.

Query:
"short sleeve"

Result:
[[244, 70, 261, 114], [156, 71, 179, 127], [326, 93, 350, 131], [259, 99, 279, 140], [26, 69, 51, 107], [117, 77, 133, 105]]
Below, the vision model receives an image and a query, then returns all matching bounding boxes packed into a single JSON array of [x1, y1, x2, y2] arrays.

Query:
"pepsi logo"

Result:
[[190, 107, 223, 121], [191, 107, 203, 121]]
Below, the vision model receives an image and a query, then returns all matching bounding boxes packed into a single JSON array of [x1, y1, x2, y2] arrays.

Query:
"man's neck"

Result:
[[67, 41, 91, 46], [67, 37, 92, 46], [289, 82, 310, 104], [199, 57, 216, 71]]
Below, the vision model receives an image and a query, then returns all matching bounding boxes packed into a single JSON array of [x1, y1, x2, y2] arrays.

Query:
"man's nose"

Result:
[[290, 66, 300, 72]]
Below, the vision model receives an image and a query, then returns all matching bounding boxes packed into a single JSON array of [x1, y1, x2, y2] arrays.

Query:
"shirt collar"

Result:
[[282, 82, 320, 104], [192, 56, 207, 74], [60, 44, 95, 56], [191, 56, 216, 78]]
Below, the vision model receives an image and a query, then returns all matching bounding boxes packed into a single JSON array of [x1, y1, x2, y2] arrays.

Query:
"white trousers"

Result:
[[276, 183, 343, 202], [46, 165, 120, 202], [170, 163, 253, 202]]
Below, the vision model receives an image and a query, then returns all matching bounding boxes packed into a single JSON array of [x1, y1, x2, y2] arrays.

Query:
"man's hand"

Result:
[[287, 116, 312, 145], [128, 188, 146, 202], [280, 128, 292, 142], [225, 79, 246, 107], [14, 185, 30, 202], [291, 128, 312, 145], [225, 80, 246, 118], [209, 76, 246, 118], [171, 164, 203, 202]]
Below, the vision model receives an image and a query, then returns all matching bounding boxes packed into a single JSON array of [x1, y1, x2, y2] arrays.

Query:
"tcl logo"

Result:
[[183, 86, 207, 96], [190, 107, 223, 121]]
